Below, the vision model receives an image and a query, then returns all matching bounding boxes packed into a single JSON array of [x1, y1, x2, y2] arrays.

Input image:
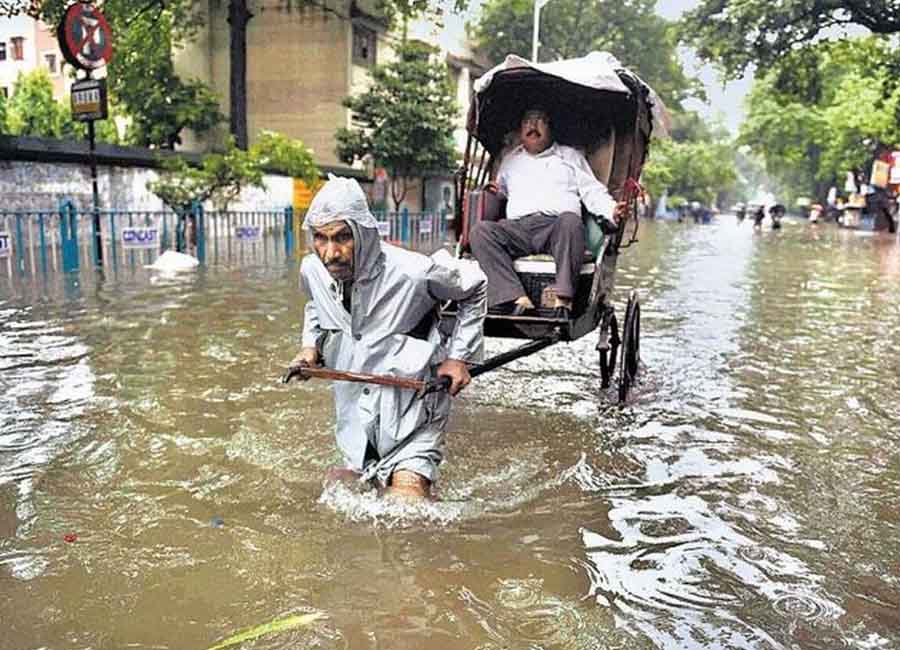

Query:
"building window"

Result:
[[45, 53, 57, 74], [11, 37, 24, 61], [0, 43, 6, 61], [352, 25, 376, 67]]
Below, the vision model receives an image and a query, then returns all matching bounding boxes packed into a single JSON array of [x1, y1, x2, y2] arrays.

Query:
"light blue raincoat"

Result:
[[300, 177, 486, 485]]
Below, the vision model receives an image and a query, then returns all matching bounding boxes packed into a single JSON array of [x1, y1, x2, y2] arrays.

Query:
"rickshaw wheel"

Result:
[[598, 311, 619, 390], [618, 292, 640, 403]]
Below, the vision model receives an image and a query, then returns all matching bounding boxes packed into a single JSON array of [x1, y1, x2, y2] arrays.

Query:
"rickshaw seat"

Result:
[[516, 251, 595, 264]]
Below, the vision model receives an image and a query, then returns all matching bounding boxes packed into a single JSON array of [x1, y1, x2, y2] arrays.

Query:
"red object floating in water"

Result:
[[63, 533, 77, 543]]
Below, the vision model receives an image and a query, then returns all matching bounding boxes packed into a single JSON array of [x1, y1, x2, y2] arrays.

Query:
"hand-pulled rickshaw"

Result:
[[285, 52, 669, 404], [444, 52, 670, 402]]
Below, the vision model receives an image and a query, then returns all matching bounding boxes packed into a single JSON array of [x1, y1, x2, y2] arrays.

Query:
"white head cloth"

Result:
[[303, 174, 378, 230]]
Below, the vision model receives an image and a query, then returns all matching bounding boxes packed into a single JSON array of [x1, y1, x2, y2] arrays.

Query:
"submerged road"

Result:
[[1, 217, 899, 649]]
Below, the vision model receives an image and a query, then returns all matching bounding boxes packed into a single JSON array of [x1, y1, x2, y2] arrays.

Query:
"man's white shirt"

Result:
[[496, 143, 617, 220]]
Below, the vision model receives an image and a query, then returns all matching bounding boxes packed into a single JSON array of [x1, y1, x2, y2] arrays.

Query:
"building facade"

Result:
[[0, 16, 72, 100], [175, 0, 487, 212]]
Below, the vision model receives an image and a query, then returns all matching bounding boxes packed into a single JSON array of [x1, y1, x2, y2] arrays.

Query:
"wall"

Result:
[[0, 157, 294, 214]]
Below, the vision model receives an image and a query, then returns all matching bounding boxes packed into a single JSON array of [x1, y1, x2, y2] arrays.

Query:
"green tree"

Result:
[[640, 108, 740, 209], [148, 132, 318, 211], [40, 0, 222, 149], [252, 130, 319, 184], [472, 0, 700, 109], [3, 68, 123, 143], [148, 143, 262, 213], [738, 37, 900, 202], [739, 75, 826, 204], [6, 69, 70, 137], [679, 0, 900, 79], [108, 6, 222, 148], [0, 90, 7, 135], [642, 136, 737, 208], [335, 40, 458, 210]]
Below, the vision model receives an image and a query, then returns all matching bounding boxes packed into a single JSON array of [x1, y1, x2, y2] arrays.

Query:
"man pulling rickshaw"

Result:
[[284, 175, 487, 500]]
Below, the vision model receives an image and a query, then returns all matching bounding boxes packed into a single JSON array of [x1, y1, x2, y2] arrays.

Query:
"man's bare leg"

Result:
[[385, 470, 431, 499]]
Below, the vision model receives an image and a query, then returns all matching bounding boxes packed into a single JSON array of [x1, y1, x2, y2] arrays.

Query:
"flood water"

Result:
[[2, 218, 900, 649]]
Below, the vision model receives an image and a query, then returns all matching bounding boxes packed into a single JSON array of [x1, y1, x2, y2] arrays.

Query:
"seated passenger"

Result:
[[469, 107, 624, 317]]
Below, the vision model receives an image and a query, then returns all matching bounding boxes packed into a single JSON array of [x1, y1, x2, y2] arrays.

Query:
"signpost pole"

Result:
[[88, 113, 102, 266], [57, 2, 114, 268]]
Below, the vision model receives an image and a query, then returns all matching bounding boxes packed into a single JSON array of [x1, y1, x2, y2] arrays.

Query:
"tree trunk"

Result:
[[228, 0, 253, 150], [390, 174, 408, 211]]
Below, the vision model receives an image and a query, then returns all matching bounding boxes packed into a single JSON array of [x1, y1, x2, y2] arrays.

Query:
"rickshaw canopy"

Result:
[[468, 52, 671, 157]]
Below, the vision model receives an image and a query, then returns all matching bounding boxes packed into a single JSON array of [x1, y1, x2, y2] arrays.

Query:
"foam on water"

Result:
[[317, 481, 475, 527]]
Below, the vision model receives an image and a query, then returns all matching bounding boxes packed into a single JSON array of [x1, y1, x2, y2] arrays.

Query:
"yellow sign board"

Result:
[[70, 78, 108, 122], [293, 178, 324, 211], [871, 160, 890, 189]]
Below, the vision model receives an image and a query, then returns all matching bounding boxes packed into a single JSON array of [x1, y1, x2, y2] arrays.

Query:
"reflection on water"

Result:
[[2, 219, 900, 649]]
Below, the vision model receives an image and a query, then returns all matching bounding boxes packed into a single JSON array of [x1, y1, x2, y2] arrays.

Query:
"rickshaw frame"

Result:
[[442, 52, 667, 401]]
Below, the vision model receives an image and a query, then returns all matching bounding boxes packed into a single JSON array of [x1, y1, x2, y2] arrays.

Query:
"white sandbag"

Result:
[[146, 250, 199, 271]]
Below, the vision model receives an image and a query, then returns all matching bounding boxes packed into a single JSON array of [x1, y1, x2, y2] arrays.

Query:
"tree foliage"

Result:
[[679, 0, 900, 79], [472, 0, 700, 109], [739, 37, 900, 203], [5, 69, 73, 137], [112, 12, 223, 148], [38, 0, 222, 149], [0, 89, 6, 135], [335, 40, 458, 209], [641, 135, 738, 208], [252, 130, 319, 186], [3, 69, 122, 143], [148, 133, 318, 211], [640, 108, 740, 208]]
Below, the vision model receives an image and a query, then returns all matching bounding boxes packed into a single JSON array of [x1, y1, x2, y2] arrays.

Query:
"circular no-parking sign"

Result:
[[57, 3, 113, 71]]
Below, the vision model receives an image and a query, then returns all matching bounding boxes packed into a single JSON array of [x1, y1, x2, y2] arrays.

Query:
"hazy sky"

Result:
[[448, 0, 754, 134], [656, 0, 753, 133]]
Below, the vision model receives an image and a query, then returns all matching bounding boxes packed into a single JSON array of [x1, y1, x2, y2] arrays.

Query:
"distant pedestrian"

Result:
[[869, 188, 897, 233], [752, 205, 765, 228]]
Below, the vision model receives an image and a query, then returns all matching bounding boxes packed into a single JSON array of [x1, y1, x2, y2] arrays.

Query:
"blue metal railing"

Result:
[[0, 204, 291, 278], [0, 204, 454, 279], [373, 208, 452, 253]]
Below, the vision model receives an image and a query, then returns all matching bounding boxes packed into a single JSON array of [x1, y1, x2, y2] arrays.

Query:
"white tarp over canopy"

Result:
[[474, 51, 671, 137]]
